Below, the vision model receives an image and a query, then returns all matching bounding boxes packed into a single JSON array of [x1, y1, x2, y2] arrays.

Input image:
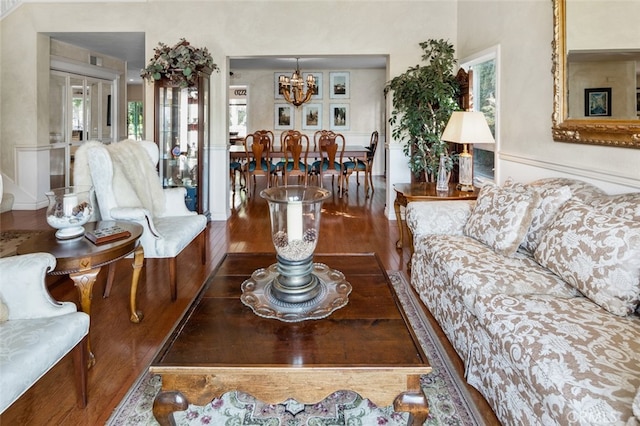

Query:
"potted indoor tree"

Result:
[[384, 39, 460, 182]]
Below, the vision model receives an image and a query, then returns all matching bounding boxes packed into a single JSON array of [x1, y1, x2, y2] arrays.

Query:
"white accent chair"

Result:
[[0, 253, 90, 413], [74, 139, 207, 301]]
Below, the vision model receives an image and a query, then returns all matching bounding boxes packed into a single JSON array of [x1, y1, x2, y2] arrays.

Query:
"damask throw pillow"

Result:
[[534, 200, 640, 316], [507, 180, 573, 254], [0, 298, 8, 322], [634, 386, 640, 421], [463, 183, 541, 256], [589, 192, 640, 222]]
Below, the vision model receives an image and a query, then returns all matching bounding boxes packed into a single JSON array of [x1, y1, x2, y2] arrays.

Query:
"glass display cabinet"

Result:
[[154, 69, 211, 217]]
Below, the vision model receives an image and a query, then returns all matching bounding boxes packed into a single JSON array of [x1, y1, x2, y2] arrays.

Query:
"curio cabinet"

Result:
[[154, 68, 211, 218]]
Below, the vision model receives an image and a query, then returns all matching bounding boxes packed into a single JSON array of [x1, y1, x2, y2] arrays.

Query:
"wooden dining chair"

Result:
[[278, 130, 310, 186], [229, 160, 244, 194], [309, 130, 336, 186], [311, 132, 346, 197], [343, 130, 378, 198], [243, 130, 276, 195]]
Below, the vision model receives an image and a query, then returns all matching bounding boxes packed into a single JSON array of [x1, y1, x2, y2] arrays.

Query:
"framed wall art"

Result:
[[329, 72, 350, 99], [329, 103, 349, 130], [274, 72, 289, 99], [636, 88, 640, 116], [274, 103, 294, 130], [303, 72, 323, 99], [302, 103, 322, 130], [584, 87, 611, 117]]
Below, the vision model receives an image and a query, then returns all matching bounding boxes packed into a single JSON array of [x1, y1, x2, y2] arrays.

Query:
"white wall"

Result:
[[457, 0, 640, 192], [1, 0, 458, 218], [230, 67, 386, 177], [2, 0, 638, 216]]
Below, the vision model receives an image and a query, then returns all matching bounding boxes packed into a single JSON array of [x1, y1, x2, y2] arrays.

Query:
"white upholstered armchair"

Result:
[[0, 253, 89, 413], [74, 139, 207, 301]]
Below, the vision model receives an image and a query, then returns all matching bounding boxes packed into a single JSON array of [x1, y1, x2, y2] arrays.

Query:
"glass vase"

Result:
[[436, 154, 450, 192]]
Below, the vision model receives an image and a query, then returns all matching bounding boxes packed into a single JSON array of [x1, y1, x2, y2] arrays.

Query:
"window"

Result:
[[128, 101, 144, 140], [461, 46, 499, 182], [229, 85, 247, 140]]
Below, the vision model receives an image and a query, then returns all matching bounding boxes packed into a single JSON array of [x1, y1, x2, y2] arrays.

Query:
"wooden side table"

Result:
[[393, 182, 479, 251], [17, 221, 144, 367]]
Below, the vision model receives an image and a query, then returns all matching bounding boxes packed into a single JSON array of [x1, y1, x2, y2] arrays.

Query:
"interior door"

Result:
[[49, 71, 116, 187]]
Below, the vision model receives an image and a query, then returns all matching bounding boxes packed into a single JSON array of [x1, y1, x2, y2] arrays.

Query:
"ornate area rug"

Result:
[[0, 230, 43, 258], [107, 272, 485, 426]]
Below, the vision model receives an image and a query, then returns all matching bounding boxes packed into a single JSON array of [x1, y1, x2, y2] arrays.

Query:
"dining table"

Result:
[[229, 143, 371, 195], [228, 143, 369, 162]]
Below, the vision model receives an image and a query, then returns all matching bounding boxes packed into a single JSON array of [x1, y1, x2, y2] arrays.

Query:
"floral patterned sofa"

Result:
[[406, 178, 640, 425]]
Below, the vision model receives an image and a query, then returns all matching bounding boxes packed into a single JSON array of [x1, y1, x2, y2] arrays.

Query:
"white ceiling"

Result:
[[46, 32, 387, 84]]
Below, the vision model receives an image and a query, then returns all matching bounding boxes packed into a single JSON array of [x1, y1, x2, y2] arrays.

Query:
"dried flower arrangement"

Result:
[[141, 38, 217, 88]]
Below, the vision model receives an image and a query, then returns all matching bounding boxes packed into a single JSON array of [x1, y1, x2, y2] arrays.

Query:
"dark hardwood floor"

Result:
[[0, 176, 499, 425]]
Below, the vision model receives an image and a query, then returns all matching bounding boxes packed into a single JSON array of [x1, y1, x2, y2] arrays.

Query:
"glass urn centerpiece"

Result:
[[240, 186, 351, 322], [261, 185, 331, 303], [45, 186, 93, 239]]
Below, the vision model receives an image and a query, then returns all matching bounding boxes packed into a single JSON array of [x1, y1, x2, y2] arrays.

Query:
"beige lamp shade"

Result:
[[441, 111, 494, 191], [441, 111, 495, 145]]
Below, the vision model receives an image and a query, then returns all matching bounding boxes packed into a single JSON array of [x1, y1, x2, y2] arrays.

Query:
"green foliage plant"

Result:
[[141, 38, 218, 88], [384, 39, 460, 180]]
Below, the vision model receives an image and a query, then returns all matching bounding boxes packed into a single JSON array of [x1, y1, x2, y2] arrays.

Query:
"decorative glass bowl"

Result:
[[45, 186, 93, 239]]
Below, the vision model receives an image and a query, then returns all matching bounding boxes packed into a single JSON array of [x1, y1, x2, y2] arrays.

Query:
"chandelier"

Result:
[[278, 58, 316, 107]]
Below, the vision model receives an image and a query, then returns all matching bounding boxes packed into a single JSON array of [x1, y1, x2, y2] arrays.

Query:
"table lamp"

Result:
[[441, 111, 495, 191]]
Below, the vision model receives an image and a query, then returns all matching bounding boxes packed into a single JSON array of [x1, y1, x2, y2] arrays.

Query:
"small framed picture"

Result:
[[584, 87, 611, 117], [274, 103, 294, 130], [636, 88, 640, 116], [329, 72, 350, 99], [302, 103, 322, 130], [303, 72, 323, 100], [329, 103, 349, 130]]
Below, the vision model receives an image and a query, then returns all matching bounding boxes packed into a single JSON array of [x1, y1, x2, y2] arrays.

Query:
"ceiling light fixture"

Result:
[[278, 58, 316, 107]]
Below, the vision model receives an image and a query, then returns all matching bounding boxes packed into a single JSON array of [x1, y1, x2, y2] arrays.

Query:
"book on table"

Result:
[[85, 223, 131, 245]]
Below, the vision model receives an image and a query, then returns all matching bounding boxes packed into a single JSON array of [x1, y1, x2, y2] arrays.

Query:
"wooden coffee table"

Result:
[[150, 253, 432, 425], [17, 220, 144, 367]]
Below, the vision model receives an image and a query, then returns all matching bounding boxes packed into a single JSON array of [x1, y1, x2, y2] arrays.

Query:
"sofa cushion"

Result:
[[0, 312, 89, 413], [473, 293, 640, 424], [535, 199, 640, 316], [463, 183, 541, 256], [418, 235, 579, 317]]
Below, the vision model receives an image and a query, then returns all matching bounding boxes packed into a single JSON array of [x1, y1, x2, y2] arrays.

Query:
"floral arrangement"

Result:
[[141, 38, 217, 88]]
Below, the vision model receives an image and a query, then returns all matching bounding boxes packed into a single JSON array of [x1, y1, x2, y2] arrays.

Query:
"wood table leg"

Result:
[[153, 390, 189, 426], [103, 262, 116, 298], [69, 267, 101, 368], [394, 193, 405, 249], [393, 375, 429, 425], [129, 244, 144, 323]]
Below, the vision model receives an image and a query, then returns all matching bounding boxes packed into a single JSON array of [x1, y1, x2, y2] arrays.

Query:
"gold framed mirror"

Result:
[[552, 0, 640, 149]]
